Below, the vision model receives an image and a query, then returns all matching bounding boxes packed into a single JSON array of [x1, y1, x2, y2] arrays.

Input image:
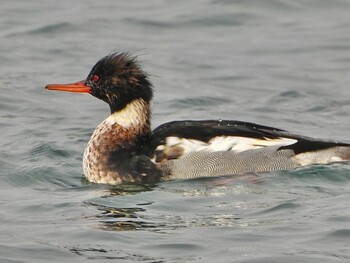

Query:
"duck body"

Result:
[[46, 52, 350, 185], [151, 120, 350, 180]]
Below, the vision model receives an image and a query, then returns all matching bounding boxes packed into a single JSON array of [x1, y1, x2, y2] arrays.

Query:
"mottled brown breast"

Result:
[[82, 116, 156, 184]]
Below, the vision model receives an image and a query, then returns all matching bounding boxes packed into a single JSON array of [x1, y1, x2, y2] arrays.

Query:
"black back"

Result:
[[146, 120, 350, 156]]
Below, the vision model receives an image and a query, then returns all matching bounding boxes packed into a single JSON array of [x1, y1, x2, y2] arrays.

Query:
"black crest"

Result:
[[86, 52, 153, 113]]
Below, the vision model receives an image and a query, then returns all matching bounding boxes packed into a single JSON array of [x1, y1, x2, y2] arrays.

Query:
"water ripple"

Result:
[[169, 96, 231, 109], [5, 22, 76, 37]]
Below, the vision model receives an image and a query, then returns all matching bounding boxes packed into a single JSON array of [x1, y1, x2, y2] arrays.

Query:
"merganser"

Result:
[[45, 52, 350, 185]]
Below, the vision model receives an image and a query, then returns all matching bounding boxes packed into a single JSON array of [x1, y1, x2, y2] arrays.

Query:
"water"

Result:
[[1, 0, 350, 262]]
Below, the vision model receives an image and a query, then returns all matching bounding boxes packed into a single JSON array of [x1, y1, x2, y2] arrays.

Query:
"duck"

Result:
[[45, 52, 350, 185]]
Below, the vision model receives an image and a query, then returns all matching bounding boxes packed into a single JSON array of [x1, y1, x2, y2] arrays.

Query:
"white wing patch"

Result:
[[156, 136, 297, 155], [165, 136, 206, 151]]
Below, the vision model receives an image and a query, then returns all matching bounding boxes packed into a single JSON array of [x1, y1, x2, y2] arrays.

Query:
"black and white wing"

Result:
[[149, 120, 300, 162], [146, 120, 350, 179]]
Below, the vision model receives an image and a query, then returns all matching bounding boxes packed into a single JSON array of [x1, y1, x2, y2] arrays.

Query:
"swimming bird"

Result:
[[45, 52, 350, 185]]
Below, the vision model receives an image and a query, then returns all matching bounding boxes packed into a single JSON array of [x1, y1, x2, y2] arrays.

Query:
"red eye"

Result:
[[92, 74, 99, 82]]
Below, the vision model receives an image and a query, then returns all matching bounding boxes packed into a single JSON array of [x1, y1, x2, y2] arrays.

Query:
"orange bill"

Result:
[[45, 80, 91, 93]]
